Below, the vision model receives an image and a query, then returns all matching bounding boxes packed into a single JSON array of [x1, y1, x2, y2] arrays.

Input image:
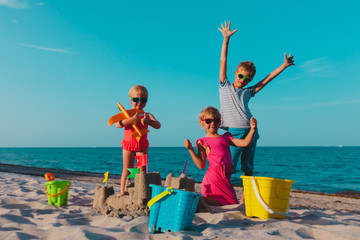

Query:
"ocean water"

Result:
[[0, 147, 359, 194]]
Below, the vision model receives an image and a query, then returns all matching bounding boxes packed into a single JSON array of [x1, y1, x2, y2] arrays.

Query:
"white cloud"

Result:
[[0, 0, 28, 8], [299, 57, 332, 74], [273, 98, 360, 110], [19, 43, 73, 54]]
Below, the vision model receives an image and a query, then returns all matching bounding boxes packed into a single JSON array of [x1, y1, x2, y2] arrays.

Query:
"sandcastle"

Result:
[[92, 172, 204, 217]]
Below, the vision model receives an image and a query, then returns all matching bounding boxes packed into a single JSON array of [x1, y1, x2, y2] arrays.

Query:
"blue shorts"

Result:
[[228, 128, 260, 174]]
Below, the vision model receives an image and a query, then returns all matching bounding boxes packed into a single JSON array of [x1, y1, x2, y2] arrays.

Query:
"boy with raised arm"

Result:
[[218, 21, 295, 196]]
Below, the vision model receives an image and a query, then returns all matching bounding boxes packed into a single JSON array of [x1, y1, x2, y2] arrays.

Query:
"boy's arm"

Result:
[[184, 139, 206, 169], [254, 53, 295, 94], [218, 21, 237, 83], [230, 117, 257, 147]]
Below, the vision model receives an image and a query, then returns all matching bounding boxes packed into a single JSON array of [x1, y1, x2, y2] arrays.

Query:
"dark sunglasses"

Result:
[[237, 73, 253, 82], [201, 118, 221, 124], [131, 97, 147, 103]]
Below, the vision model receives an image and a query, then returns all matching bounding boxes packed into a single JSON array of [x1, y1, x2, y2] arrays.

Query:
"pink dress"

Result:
[[121, 114, 149, 151], [196, 132, 239, 205]]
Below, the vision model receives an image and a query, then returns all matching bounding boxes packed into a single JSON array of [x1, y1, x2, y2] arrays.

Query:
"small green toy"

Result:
[[127, 168, 140, 178]]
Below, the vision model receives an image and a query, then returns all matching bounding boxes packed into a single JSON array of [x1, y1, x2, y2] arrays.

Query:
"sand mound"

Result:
[[92, 172, 203, 217]]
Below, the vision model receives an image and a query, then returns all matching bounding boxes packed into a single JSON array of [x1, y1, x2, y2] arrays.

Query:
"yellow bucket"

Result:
[[241, 176, 294, 219]]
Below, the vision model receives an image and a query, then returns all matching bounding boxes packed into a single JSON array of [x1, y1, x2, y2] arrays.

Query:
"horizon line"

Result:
[[1, 145, 358, 148]]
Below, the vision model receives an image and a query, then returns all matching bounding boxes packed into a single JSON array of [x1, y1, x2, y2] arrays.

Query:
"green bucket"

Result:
[[44, 181, 71, 206]]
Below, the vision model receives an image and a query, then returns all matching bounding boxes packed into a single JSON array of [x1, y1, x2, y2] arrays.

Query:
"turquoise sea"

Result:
[[1, 147, 359, 195]]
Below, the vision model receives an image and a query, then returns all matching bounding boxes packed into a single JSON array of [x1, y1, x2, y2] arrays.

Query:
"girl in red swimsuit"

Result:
[[116, 85, 161, 196]]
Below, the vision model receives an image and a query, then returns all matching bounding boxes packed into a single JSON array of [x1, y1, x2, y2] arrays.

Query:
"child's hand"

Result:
[[283, 53, 295, 67], [130, 112, 140, 125], [250, 117, 257, 129], [184, 139, 193, 150], [141, 112, 150, 125], [218, 21, 237, 39]]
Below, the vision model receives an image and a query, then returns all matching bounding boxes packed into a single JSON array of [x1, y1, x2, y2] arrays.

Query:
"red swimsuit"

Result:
[[121, 114, 149, 151]]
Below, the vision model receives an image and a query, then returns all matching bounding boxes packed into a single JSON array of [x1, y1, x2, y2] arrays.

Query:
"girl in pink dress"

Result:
[[116, 85, 161, 196], [184, 106, 257, 206]]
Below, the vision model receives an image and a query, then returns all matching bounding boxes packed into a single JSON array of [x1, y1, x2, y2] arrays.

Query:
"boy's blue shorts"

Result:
[[228, 128, 260, 174]]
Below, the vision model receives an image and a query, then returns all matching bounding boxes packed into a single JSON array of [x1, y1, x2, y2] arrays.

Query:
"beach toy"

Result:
[[135, 154, 148, 173], [147, 187, 173, 210], [241, 176, 294, 219], [108, 102, 150, 142], [103, 171, 109, 186], [45, 172, 55, 181], [44, 173, 71, 207], [127, 168, 140, 178], [148, 184, 202, 233], [182, 160, 188, 175], [135, 154, 148, 168]]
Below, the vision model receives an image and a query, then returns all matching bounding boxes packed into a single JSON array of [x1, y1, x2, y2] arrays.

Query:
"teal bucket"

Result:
[[148, 184, 202, 233]]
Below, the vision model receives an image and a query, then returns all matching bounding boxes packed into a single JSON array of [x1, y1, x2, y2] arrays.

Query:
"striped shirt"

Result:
[[219, 77, 256, 128]]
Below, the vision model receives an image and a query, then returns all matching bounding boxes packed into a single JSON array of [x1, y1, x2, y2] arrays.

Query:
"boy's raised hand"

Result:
[[284, 53, 295, 67], [218, 21, 237, 39], [250, 117, 257, 129]]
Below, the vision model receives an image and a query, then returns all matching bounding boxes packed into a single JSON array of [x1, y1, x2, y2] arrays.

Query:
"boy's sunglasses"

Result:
[[131, 97, 148, 103], [201, 118, 221, 124], [237, 73, 253, 82]]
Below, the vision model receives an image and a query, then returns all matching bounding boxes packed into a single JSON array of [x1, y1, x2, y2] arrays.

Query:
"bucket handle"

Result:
[[147, 187, 173, 210], [44, 182, 71, 198], [250, 177, 288, 216]]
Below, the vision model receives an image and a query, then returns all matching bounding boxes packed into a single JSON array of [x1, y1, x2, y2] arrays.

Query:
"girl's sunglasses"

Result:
[[201, 118, 221, 124], [237, 73, 253, 82], [131, 97, 148, 103]]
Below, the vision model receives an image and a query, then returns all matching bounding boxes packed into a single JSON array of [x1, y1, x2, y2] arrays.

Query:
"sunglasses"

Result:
[[237, 73, 253, 82], [131, 97, 148, 103], [201, 118, 221, 124]]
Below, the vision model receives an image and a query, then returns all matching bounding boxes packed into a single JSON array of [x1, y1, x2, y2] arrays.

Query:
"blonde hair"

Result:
[[198, 106, 221, 121], [128, 85, 148, 98], [237, 61, 256, 78]]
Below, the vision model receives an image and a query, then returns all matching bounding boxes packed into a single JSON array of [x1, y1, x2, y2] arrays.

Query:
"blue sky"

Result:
[[1, 0, 359, 147]]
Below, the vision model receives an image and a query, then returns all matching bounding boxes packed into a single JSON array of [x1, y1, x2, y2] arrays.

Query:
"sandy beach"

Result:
[[1, 164, 360, 240]]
